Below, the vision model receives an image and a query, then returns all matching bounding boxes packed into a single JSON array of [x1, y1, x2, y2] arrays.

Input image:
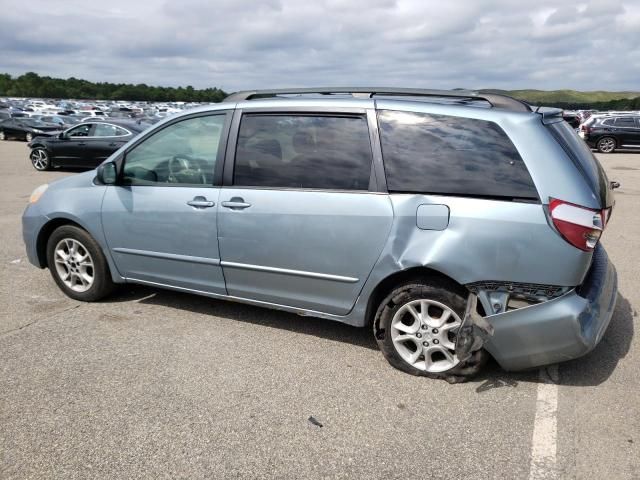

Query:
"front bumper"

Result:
[[22, 203, 48, 268], [484, 244, 617, 371]]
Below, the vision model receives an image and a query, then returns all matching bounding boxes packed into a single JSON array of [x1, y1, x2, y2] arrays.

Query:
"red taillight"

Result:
[[549, 198, 607, 252]]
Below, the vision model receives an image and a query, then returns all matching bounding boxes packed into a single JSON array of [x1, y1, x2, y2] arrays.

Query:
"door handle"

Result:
[[187, 196, 215, 208], [221, 197, 251, 210], [78, 142, 86, 146]]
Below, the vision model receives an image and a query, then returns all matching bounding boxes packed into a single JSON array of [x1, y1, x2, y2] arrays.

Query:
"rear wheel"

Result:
[[46, 225, 115, 301], [597, 136, 616, 153], [30, 148, 51, 171], [374, 281, 486, 382]]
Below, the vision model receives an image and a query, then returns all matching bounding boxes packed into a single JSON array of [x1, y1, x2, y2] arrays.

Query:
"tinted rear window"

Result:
[[546, 121, 611, 207], [378, 110, 538, 200]]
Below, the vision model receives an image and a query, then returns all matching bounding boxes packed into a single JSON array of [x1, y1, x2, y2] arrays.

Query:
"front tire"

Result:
[[30, 148, 51, 171], [597, 136, 616, 153], [46, 225, 115, 301], [374, 281, 486, 382]]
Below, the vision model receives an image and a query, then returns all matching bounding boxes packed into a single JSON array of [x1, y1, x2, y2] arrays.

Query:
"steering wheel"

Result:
[[168, 154, 207, 184]]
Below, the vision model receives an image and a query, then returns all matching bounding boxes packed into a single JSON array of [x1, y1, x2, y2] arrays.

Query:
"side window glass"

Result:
[[122, 114, 225, 186], [378, 110, 538, 200], [93, 123, 119, 137], [67, 124, 92, 137], [115, 126, 129, 136], [602, 118, 614, 126], [234, 114, 372, 190], [614, 117, 636, 127]]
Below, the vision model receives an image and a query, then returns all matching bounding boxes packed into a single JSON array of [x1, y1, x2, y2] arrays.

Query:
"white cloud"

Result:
[[0, 0, 636, 91]]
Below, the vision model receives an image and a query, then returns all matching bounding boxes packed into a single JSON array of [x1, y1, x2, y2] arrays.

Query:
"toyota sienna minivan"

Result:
[[22, 88, 618, 381]]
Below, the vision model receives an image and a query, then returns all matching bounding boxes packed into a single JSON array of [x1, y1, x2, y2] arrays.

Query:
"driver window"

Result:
[[122, 114, 225, 186], [68, 124, 93, 137]]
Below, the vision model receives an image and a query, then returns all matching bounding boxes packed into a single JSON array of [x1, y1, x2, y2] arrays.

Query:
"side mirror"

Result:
[[58, 132, 67, 140], [96, 162, 117, 185]]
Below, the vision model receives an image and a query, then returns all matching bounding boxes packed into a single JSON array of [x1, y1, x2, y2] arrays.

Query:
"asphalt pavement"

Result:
[[0, 141, 638, 479]]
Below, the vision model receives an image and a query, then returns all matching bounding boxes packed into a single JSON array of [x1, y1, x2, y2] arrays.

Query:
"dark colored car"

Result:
[[562, 111, 581, 129], [28, 120, 148, 171], [580, 115, 640, 153], [0, 118, 62, 142]]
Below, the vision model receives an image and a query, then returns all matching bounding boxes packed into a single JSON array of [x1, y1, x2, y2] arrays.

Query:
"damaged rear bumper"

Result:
[[483, 244, 617, 371]]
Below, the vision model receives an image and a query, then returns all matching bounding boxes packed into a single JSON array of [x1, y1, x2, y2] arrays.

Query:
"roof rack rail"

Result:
[[223, 87, 531, 112]]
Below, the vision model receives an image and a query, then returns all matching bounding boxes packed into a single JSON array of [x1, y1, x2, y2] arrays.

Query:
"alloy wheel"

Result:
[[30, 149, 49, 170], [598, 138, 615, 153], [390, 299, 462, 373], [53, 238, 95, 293]]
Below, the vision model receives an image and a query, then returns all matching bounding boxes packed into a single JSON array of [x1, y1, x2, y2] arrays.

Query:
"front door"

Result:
[[101, 112, 230, 294], [218, 112, 393, 315], [54, 123, 95, 166]]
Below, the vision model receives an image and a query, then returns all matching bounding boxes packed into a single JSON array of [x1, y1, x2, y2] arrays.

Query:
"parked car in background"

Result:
[[580, 114, 640, 153], [79, 110, 107, 118], [22, 88, 618, 381], [0, 118, 62, 142], [562, 110, 581, 129], [30, 115, 78, 127], [28, 119, 148, 171]]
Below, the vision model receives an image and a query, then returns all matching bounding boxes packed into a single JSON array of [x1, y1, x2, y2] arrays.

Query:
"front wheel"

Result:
[[46, 225, 115, 301], [597, 136, 616, 153], [374, 281, 486, 382], [30, 148, 51, 171]]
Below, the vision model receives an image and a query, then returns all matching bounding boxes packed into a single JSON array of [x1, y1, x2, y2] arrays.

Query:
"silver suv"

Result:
[[22, 88, 618, 381]]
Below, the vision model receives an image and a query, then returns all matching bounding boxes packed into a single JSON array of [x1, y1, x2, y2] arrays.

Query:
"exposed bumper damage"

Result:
[[460, 244, 617, 371]]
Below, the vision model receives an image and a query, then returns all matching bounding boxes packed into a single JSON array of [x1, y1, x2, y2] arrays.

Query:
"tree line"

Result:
[[542, 97, 640, 111], [2, 72, 639, 109], [0, 72, 228, 102]]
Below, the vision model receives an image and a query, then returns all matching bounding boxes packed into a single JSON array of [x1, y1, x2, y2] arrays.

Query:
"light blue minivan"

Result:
[[22, 88, 618, 381]]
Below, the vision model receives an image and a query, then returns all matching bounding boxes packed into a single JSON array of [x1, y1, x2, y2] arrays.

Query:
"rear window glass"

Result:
[[377, 110, 538, 200], [546, 121, 610, 206]]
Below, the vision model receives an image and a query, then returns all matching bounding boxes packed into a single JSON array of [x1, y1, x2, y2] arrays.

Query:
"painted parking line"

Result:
[[529, 365, 559, 480]]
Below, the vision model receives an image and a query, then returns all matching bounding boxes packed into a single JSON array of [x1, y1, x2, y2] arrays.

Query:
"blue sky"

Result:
[[0, 0, 638, 91]]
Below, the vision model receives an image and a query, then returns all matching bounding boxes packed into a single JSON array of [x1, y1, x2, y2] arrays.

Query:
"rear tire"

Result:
[[374, 281, 487, 382], [46, 225, 115, 302], [596, 136, 616, 153]]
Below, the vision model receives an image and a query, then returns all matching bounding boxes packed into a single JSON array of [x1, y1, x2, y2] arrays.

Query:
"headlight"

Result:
[[32, 129, 43, 133], [29, 184, 48, 204]]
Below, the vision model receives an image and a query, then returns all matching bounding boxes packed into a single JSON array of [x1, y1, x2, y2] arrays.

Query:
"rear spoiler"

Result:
[[532, 106, 564, 125]]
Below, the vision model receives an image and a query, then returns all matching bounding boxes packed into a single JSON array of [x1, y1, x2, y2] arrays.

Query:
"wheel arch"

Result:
[[365, 266, 469, 338], [30, 142, 50, 151], [35, 218, 88, 268]]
